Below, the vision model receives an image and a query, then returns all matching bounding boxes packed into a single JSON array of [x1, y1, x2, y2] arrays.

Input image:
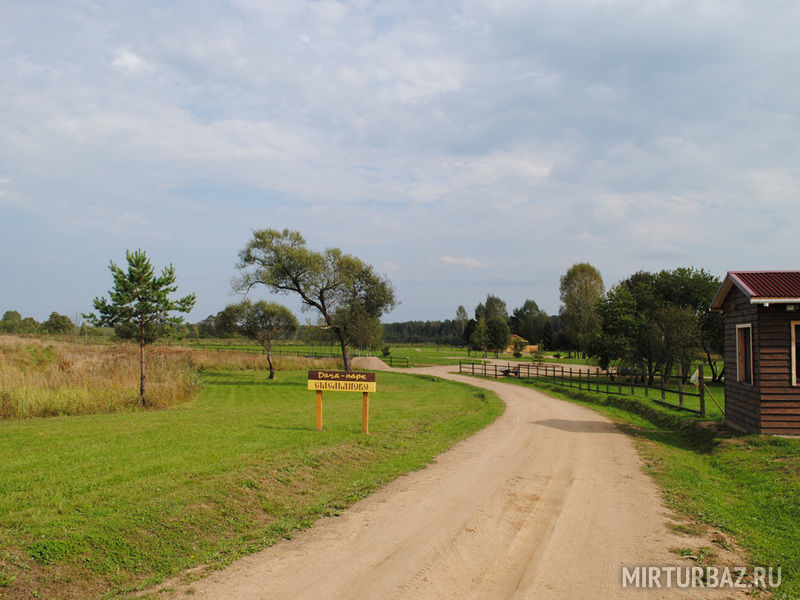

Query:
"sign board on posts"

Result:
[[307, 370, 377, 434], [307, 370, 377, 393]]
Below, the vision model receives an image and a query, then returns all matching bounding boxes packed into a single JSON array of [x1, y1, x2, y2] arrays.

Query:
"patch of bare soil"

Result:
[[351, 356, 391, 371]]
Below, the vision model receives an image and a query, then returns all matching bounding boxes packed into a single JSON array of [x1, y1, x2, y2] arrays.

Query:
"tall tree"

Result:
[[652, 267, 724, 381], [19, 317, 40, 334], [559, 263, 604, 355], [85, 249, 196, 407], [475, 294, 508, 322], [0, 310, 23, 333], [463, 318, 478, 354], [454, 305, 469, 342], [487, 316, 511, 357], [591, 269, 712, 383], [509, 300, 549, 345], [219, 300, 298, 379], [235, 229, 396, 371], [469, 317, 489, 356], [43, 312, 75, 334]]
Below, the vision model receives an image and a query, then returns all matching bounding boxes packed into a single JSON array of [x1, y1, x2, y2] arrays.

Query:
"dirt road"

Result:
[[185, 366, 743, 599]]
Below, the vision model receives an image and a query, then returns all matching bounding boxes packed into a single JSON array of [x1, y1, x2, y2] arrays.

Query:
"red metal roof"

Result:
[[711, 271, 800, 310], [730, 271, 800, 299]]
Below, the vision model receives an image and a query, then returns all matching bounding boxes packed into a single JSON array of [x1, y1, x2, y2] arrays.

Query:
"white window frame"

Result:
[[792, 321, 800, 387], [736, 323, 753, 386]]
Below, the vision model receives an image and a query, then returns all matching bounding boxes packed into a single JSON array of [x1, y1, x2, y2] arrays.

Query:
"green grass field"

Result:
[[487, 377, 799, 599], [0, 370, 503, 599]]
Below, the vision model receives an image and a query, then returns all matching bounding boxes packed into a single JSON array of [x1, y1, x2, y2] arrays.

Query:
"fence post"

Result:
[[643, 362, 649, 398], [630, 368, 635, 396], [699, 364, 706, 417], [678, 364, 684, 407]]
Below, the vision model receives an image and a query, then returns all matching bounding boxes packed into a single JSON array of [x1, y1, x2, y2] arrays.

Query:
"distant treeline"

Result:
[[382, 320, 463, 345]]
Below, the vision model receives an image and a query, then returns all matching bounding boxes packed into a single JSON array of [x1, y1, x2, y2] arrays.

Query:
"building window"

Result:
[[736, 324, 753, 385], [792, 321, 800, 387]]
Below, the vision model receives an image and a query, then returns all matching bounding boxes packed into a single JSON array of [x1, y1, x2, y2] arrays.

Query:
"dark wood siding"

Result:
[[722, 287, 761, 432], [721, 287, 800, 435], [755, 305, 800, 435]]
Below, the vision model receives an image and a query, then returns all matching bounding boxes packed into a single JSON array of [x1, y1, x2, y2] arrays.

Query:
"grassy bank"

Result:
[[490, 377, 799, 599], [0, 370, 503, 599]]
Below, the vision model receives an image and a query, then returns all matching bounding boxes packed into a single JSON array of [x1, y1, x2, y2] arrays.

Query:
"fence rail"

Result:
[[186, 344, 412, 366], [459, 361, 709, 417], [187, 345, 372, 360], [384, 356, 410, 367]]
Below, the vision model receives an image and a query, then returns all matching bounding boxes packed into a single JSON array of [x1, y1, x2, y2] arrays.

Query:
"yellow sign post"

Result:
[[307, 370, 377, 433]]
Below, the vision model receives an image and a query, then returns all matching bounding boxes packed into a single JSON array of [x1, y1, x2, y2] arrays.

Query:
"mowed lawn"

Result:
[[0, 370, 503, 599]]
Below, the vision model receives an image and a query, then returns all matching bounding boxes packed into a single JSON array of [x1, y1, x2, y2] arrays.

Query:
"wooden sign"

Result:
[[307, 370, 377, 434], [307, 370, 377, 393]]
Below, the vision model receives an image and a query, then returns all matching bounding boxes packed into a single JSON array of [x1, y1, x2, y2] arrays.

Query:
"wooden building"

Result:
[[711, 271, 800, 435]]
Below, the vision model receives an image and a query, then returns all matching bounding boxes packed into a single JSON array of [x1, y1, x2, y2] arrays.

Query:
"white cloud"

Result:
[[441, 256, 489, 268], [111, 49, 153, 73]]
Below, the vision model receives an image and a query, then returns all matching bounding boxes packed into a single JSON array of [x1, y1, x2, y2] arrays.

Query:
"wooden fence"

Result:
[[384, 356, 410, 367], [187, 344, 410, 367], [189, 345, 366, 359], [459, 361, 710, 417]]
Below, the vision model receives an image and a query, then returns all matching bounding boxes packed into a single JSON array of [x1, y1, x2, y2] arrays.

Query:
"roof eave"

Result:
[[750, 297, 800, 305]]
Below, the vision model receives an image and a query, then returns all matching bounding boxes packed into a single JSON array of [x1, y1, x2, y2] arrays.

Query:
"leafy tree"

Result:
[[19, 317, 40, 334], [381, 319, 461, 345], [196, 315, 221, 338], [469, 317, 489, 356], [559, 263, 604, 355], [85, 249, 196, 407], [652, 267, 724, 381], [487, 316, 511, 357], [0, 310, 22, 333], [454, 305, 469, 342], [509, 300, 549, 346], [219, 300, 298, 379], [463, 318, 477, 355], [43, 312, 75, 335], [540, 319, 554, 350], [214, 304, 242, 336], [591, 268, 713, 383], [475, 294, 508, 322], [235, 229, 396, 371], [349, 314, 384, 352]]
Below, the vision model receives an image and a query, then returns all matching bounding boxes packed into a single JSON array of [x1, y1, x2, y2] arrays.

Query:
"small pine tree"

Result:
[[85, 250, 195, 407]]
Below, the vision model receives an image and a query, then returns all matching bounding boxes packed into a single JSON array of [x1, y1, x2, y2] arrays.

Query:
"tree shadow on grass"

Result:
[[617, 421, 749, 454], [256, 424, 316, 432], [533, 419, 623, 434]]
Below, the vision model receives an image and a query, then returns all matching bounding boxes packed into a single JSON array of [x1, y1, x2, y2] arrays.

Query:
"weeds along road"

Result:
[[185, 365, 745, 600]]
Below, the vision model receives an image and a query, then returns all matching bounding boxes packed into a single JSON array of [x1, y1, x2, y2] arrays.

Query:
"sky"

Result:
[[2, 1, 800, 324]]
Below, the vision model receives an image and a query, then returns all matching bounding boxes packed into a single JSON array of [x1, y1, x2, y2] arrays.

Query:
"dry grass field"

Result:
[[0, 335, 338, 418]]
